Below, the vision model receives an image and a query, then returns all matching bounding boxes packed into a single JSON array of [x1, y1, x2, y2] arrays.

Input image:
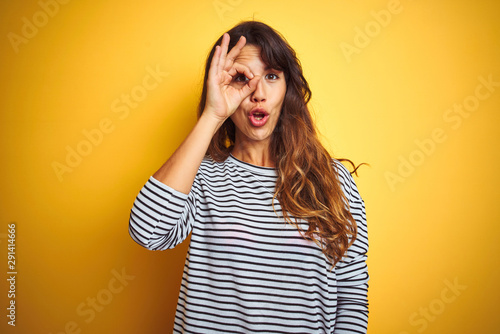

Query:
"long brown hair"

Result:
[[198, 21, 361, 266]]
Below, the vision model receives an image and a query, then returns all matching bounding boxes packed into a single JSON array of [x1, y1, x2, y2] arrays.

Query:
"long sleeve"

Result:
[[128, 175, 198, 250], [333, 162, 369, 334]]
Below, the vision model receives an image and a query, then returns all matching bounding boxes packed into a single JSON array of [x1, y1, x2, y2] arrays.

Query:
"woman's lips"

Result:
[[249, 108, 269, 127]]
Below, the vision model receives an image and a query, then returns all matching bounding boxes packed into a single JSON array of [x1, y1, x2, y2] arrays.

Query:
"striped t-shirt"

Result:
[[129, 155, 369, 333]]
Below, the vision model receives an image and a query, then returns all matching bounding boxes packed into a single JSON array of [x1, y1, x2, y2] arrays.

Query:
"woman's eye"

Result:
[[234, 74, 249, 83], [266, 73, 279, 80]]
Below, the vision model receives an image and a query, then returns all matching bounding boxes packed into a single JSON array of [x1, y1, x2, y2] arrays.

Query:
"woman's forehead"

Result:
[[234, 44, 277, 72], [234, 44, 262, 62]]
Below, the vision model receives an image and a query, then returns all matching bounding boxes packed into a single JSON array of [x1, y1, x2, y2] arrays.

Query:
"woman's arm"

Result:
[[333, 162, 369, 334], [129, 33, 260, 249], [129, 175, 196, 250], [153, 33, 259, 194], [152, 113, 223, 194]]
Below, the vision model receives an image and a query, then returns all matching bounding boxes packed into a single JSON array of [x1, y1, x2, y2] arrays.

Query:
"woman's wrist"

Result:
[[199, 108, 227, 135]]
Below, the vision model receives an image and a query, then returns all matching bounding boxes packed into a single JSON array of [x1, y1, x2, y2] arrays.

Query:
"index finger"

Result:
[[227, 62, 254, 81], [223, 35, 247, 70]]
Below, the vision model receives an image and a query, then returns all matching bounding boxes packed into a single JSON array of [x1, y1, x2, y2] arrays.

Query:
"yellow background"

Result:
[[1, 0, 499, 333]]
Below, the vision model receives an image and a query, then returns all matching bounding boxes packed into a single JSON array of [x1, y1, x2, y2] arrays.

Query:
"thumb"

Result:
[[239, 75, 261, 99]]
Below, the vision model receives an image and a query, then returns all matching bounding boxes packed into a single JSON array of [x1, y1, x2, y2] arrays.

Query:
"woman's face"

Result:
[[229, 45, 286, 146]]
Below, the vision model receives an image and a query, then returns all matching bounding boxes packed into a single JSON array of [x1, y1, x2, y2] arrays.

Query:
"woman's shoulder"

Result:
[[332, 159, 364, 203], [332, 159, 352, 181]]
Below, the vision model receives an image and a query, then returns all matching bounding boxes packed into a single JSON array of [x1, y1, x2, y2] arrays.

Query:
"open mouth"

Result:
[[249, 108, 269, 127], [253, 112, 266, 121]]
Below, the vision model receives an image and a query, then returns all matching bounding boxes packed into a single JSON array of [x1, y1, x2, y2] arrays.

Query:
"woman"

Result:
[[129, 21, 368, 333]]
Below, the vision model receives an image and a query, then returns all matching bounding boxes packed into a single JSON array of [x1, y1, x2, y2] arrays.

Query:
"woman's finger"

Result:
[[224, 35, 246, 70], [217, 33, 230, 73], [238, 74, 260, 99], [208, 45, 220, 80], [227, 62, 254, 81]]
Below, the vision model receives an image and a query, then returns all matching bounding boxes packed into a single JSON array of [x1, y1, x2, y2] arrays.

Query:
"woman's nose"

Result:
[[251, 78, 266, 102]]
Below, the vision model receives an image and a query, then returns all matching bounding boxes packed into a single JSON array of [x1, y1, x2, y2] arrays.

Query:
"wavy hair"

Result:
[[198, 21, 362, 266]]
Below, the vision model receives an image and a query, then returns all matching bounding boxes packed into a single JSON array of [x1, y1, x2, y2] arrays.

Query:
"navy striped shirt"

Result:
[[129, 155, 369, 333]]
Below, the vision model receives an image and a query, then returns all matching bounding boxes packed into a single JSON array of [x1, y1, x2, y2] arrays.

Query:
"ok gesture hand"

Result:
[[204, 33, 260, 121]]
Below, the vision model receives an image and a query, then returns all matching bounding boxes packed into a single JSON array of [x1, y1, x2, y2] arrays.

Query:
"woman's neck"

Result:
[[231, 141, 275, 167]]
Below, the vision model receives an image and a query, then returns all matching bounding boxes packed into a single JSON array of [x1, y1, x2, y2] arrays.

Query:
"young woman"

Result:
[[129, 21, 369, 333]]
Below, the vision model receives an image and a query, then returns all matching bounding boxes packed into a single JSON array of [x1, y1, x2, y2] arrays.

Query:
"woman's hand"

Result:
[[203, 33, 259, 122]]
